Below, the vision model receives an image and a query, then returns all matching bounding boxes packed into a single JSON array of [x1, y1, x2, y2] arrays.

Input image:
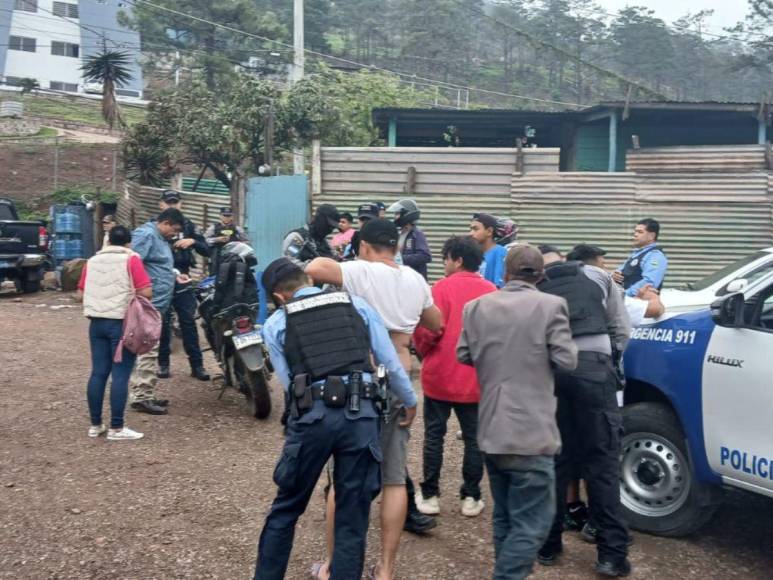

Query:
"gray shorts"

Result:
[[380, 405, 411, 485], [326, 404, 411, 488]]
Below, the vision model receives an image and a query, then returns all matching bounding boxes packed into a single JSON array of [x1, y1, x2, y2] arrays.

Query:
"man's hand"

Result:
[[176, 274, 191, 284], [216, 236, 230, 244], [399, 405, 417, 428], [612, 270, 624, 285], [174, 238, 196, 250], [637, 283, 659, 300]]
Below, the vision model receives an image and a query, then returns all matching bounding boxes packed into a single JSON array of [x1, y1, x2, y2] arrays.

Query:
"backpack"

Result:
[[113, 262, 162, 363], [211, 252, 259, 314]]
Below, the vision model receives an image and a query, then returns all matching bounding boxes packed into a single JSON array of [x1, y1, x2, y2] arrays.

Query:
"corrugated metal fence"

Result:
[[315, 146, 773, 286]]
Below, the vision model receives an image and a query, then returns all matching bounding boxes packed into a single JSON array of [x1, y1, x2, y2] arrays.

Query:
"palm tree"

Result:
[[19, 78, 40, 95], [80, 50, 134, 130]]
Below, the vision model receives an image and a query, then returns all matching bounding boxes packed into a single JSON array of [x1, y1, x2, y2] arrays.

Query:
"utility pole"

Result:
[[174, 50, 180, 87], [292, 0, 305, 175]]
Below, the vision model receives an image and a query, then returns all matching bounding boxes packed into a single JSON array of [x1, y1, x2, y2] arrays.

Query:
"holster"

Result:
[[292, 373, 312, 417], [323, 376, 347, 408]]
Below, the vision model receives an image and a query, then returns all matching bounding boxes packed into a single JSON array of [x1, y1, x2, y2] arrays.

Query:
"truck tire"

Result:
[[20, 278, 41, 294], [621, 402, 722, 537]]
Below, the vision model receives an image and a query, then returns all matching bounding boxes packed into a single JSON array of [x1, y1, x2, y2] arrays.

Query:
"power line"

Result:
[[125, 0, 589, 109]]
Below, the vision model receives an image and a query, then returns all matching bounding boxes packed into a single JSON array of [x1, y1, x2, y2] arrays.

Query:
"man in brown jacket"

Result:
[[457, 244, 578, 580]]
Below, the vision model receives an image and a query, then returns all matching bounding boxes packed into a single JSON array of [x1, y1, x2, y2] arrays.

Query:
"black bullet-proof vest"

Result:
[[538, 262, 608, 337], [621, 245, 665, 290], [283, 291, 374, 381]]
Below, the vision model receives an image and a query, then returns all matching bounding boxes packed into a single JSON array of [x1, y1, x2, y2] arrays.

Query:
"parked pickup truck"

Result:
[[0, 198, 50, 293], [622, 272, 773, 537]]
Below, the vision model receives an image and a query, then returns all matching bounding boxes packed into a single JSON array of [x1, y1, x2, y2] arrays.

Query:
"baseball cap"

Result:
[[567, 244, 607, 262], [261, 257, 304, 296], [316, 204, 341, 228], [472, 212, 498, 230], [220, 207, 234, 216], [375, 202, 386, 211], [537, 244, 562, 257], [357, 203, 380, 221], [161, 190, 181, 203], [360, 218, 399, 248], [506, 244, 545, 279]]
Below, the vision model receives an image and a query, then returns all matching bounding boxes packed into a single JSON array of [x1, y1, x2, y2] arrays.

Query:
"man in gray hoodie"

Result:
[[128, 208, 185, 415], [457, 244, 577, 580]]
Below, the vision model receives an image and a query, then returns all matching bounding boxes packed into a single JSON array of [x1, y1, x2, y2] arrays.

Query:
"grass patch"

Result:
[[0, 91, 146, 128]]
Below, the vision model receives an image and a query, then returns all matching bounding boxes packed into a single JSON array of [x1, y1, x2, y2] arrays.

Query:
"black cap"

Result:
[[375, 202, 386, 211], [567, 244, 607, 262], [360, 218, 399, 247], [316, 204, 341, 228], [261, 258, 303, 296], [357, 203, 380, 221], [161, 189, 181, 203], [472, 212, 498, 230], [220, 207, 234, 216], [538, 244, 562, 256]]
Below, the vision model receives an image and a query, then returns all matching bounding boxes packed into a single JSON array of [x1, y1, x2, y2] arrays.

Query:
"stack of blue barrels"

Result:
[[51, 206, 89, 263]]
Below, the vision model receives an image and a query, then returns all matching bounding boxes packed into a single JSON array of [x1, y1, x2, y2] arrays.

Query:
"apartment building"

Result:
[[0, 0, 143, 97]]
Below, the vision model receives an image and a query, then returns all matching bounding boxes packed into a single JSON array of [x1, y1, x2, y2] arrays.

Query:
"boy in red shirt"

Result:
[[413, 236, 497, 517]]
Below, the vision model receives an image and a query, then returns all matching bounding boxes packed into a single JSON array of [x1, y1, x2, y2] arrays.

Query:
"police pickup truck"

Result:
[[621, 274, 773, 537]]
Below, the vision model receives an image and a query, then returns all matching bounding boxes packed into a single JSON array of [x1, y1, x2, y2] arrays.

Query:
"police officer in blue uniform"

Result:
[[613, 218, 668, 297], [253, 258, 417, 580]]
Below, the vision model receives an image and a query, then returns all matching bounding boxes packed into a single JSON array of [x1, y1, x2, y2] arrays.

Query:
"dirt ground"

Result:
[[2, 291, 773, 580]]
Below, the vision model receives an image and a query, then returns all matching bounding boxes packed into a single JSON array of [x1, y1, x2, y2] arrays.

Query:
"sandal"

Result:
[[310, 562, 327, 580]]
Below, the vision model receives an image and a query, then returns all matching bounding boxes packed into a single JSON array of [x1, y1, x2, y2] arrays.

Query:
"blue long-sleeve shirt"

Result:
[[132, 221, 175, 312], [261, 286, 417, 408], [619, 243, 668, 297]]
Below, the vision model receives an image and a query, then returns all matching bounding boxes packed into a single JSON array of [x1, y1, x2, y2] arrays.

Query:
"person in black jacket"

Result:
[[157, 190, 211, 382]]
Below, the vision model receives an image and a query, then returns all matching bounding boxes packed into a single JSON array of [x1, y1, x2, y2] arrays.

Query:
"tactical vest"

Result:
[[283, 291, 374, 381], [621, 245, 665, 290], [538, 262, 608, 337]]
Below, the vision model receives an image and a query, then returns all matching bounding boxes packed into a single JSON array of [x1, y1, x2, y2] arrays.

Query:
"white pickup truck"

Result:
[[621, 264, 773, 536]]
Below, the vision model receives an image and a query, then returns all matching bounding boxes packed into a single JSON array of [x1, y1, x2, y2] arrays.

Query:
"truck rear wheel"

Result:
[[621, 402, 721, 537], [20, 278, 41, 294]]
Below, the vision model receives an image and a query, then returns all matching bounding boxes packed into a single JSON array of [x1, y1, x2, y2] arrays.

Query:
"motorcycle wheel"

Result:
[[234, 358, 272, 420]]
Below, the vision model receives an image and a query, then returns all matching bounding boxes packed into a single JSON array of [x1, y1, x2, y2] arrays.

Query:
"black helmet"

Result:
[[387, 199, 421, 228], [222, 241, 257, 268]]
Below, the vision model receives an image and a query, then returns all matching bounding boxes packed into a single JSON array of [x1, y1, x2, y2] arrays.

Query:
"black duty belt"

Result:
[[309, 382, 379, 400], [577, 351, 612, 363]]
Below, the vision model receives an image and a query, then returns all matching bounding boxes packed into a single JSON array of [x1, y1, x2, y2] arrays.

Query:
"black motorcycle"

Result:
[[197, 277, 272, 419]]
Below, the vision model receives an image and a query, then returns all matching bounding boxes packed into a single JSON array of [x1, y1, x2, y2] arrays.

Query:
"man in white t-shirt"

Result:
[[306, 218, 443, 580]]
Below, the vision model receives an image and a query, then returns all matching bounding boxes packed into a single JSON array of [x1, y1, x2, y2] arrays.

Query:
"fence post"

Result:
[[111, 150, 118, 192], [311, 139, 322, 199], [53, 136, 60, 190]]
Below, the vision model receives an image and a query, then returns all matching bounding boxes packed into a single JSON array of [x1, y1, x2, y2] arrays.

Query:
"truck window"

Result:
[[745, 284, 773, 331], [686, 252, 767, 292], [0, 204, 15, 220]]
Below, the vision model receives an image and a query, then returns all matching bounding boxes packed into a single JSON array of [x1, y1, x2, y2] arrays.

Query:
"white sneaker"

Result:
[[107, 427, 144, 441], [416, 491, 440, 515], [461, 497, 485, 517], [88, 424, 106, 438]]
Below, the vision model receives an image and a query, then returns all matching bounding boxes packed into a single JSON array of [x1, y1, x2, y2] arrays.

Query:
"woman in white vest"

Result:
[[77, 225, 153, 441]]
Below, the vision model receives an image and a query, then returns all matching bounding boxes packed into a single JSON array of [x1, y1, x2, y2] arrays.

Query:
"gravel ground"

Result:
[[2, 291, 772, 579]]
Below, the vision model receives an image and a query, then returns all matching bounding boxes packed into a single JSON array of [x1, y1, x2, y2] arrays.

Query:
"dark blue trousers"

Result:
[[158, 284, 203, 369], [254, 404, 382, 580]]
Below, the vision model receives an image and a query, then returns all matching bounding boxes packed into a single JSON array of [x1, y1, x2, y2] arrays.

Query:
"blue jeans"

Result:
[[87, 318, 137, 429], [485, 454, 556, 580], [254, 403, 382, 580]]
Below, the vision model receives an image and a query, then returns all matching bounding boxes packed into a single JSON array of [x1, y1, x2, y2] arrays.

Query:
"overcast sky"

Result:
[[596, 0, 750, 31]]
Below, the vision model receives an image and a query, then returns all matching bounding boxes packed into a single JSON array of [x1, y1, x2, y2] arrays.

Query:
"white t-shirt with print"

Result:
[[624, 296, 650, 327], [340, 260, 433, 334]]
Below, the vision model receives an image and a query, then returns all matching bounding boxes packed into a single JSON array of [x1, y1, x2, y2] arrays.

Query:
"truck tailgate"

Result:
[[0, 221, 42, 254]]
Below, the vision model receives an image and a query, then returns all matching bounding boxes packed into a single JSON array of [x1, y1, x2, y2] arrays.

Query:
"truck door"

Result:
[[702, 280, 773, 496]]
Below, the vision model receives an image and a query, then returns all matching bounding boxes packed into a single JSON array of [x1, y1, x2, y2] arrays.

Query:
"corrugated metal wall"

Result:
[[627, 145, 768, 173], [512, 172, 773, 287], [317, 145, 773, 287], [316, 147, 560, 280]]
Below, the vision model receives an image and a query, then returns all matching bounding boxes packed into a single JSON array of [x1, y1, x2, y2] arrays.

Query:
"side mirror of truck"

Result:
[[710, 293, 745, 328], [724, 278, 748, 294]]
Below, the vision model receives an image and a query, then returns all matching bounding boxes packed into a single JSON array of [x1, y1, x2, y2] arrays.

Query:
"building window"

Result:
[[9, 36, 37, 53], [4, 77, 24, 87], [52, 2, 79, 18], [50, 81, 79, 93], [51, 41, 80, 58], [14, 0, 38, 12]]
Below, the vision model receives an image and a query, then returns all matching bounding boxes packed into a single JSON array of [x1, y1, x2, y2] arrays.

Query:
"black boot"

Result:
[[191, 366, 211, 381], [595, 559, 632, 577], [131, 400, 168, 415], [157, 365, 171, 379]]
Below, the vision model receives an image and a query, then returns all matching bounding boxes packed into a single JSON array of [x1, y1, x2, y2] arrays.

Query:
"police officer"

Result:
[[387, 199, 432, 279], [253, 258, 417, 580], [613, 218, 668, 297], [341, 202, 380, 261], [536, 246, 633, 578], [156, 190, 211, 381], [204, 207, 248, 275], [281, 204, 340, 265]]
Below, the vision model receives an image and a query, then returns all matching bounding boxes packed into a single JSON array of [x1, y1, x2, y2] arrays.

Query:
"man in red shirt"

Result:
[[413, 236, 497, 518]]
